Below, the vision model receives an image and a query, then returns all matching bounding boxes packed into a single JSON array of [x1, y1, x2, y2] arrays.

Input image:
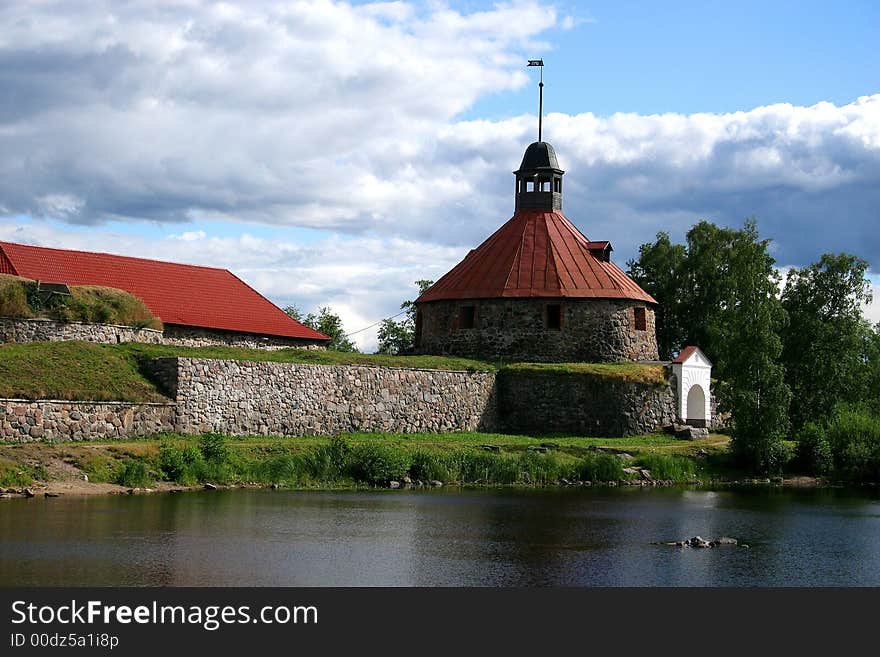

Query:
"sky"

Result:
[[1, 0, 878, 350]]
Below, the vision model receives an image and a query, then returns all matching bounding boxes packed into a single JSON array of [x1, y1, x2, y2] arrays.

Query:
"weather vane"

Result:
[[528, 59, 544, 142]]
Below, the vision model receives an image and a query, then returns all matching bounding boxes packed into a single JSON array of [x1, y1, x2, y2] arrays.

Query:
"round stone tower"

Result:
[[413, 140, 659, 363]]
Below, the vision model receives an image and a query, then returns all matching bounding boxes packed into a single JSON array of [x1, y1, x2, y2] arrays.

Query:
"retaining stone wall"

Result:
[[0, 317, 325, 350], [416, 298, 658, 362], [0, 400, 175, 442], [497, 369, 677, 437], [161, 325, 325, 350], [160, 358, 498, 436], [0, 317, 163, 345]]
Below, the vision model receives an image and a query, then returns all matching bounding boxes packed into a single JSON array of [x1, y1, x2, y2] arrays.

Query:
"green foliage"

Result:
[[199, 433, 230, 464], [114, 459, 153, 487], [629, 219, 791, 473], [346, 443, 411, 484], [824, 404, 880, 481], [409, 449, 453, 482], [377, 279, 433, 355], [285, 305, 359, 352], [633, 454, 698, 481], [0, 458, 46, 487], [574, 453, 625, 482], [158, 442, 206, 484], [299, 435, 351, 481], [795, 422, 833, 476], [0, 275, 32, 317], [0, 274, 161, 329], [781, 254, 874, 432], [626, 233, 687, 360], [376, 318, 413, 356]]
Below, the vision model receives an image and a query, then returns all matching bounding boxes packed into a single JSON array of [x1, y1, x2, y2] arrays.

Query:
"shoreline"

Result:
[[0, 474, 844, 500]]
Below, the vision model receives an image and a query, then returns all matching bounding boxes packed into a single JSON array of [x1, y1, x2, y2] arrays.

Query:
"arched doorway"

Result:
[[686, 384, 706, 427]]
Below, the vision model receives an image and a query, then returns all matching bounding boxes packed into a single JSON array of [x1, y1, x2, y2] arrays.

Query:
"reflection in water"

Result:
[[1, 487, 879, 586]]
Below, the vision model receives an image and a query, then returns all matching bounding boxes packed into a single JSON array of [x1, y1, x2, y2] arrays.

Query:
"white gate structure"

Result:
[[670, 346, 712, 427]]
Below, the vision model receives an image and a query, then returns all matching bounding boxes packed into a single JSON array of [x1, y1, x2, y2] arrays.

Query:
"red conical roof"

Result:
[[417, 209, 656, 304]]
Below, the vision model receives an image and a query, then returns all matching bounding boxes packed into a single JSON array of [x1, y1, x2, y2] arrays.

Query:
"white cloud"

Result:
[[1, 0, 880, 349]]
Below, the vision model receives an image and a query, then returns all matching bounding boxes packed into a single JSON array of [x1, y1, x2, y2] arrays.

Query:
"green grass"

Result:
[[0, 431, 727, 489], [0, 341, 170, 402], [122, 342, 496, 372], [0, 273, 161, 329], [0, 457, 47, 487], [501, 361, 667, 384], [0, 341, 671, 403]]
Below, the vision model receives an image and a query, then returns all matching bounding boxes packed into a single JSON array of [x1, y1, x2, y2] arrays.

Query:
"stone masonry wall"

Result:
[[161, 325, 325, 350], [496, 369, 677, 437], [0, 317, 163, 345], [0, 400, 175, 442], [416, 298, 658, 363], [0, 317, 325, 350], [162, 358, 498, 436]]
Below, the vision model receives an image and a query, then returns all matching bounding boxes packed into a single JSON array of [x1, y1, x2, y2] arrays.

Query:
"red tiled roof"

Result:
[[671, 346, 698, 363], [417, 210, 657, 304], [0, 241, 329, 341], [671, 346, 711, 365]]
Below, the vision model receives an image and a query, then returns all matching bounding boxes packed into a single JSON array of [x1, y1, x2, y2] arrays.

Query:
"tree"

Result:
[[627, 232, 687, 359], [376, 279, 433, 355], [718, 222, 791, 473], [780, 253, 873, 431], [283, 305, 359, 352], [629, 219, 791, 472]]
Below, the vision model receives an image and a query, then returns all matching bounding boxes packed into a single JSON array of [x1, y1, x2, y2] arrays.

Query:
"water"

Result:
[[2, 487, 879, 586]]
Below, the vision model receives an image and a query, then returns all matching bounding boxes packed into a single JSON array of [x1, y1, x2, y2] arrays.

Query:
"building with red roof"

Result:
[[414, 140, 659, 362], [0, 241, 329, 349]]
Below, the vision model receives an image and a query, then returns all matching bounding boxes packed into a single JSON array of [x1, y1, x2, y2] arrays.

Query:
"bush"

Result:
[[347, 443, 410, 485], [300, 436, 350, 481], [575, 453, 625, 482], [158, 443, 205, 484], [409, 450, 453, 482], [114, 459, 153, 487], [199, 433, 230, 464], [795, 422, 833, 476], [825, 404, 880, 481], [255, 455, 302, 485]]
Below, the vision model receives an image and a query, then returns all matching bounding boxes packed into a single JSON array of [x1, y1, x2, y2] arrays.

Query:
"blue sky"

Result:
[[1, 0, 878, 349]]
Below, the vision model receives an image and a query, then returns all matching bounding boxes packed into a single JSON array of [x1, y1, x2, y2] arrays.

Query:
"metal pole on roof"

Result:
[[528, 59, 544, 142]]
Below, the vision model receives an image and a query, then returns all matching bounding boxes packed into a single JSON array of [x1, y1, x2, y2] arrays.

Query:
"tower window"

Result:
[[526, 181, 535, 192], [546, 304, 562, 330], [554, 178, 561, 193], [458, 305, 476, 330], [634, 307, 647, 331]]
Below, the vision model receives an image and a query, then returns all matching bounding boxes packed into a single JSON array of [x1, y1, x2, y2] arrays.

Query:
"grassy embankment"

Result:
[[0, 341, 666, 402], [0, 273, 161, 330], [0, 431, 731, 491], [0, 340, 708, 491]]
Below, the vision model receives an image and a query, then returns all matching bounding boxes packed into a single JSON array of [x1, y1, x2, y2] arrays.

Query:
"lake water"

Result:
[[2, 487, 879, 586]]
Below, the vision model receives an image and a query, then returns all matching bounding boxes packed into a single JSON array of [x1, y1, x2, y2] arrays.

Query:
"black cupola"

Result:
[[514, 141, 564, 211]]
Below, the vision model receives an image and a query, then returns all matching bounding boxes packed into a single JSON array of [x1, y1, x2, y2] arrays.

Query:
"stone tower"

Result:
[[413, 139, 660, 363]]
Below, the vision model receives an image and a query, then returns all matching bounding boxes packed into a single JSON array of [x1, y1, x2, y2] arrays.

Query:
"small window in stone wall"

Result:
[[634, 307, 647, 331], [546, 304, 562, 329], [458, 305, 476, 330]]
